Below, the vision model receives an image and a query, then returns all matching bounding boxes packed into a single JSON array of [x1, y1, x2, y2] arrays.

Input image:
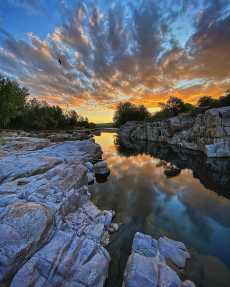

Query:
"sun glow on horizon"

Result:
[[0, 0, 230, 123]]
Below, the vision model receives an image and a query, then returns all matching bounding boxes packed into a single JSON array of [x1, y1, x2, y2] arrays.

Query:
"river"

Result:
[[89, 132, 230, 287]]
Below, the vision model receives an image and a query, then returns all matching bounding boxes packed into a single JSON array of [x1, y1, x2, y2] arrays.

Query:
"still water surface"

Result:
[[90, 132, 230, 287]]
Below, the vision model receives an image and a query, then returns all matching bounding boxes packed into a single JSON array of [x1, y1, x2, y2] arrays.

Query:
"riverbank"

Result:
[[119, 106, 230, 157], [0, 131, 113, 286], [0, 131, 197, 286]]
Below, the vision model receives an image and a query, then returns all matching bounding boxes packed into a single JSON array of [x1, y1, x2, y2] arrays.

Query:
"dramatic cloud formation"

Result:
[[0, 0, 230, 122]]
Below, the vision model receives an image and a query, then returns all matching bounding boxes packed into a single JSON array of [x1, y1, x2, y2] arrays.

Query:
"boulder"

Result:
[[0, 202, 53, 285], [158, 236, 191, 268], [94, 160, 110, 176], [123, 253, 158, 287], [158, 264, 181, 287], [123, 232, 195, 287], [108, 223, 119, 233], [11, 231, 110, 287], [132, 232, 158, 257]]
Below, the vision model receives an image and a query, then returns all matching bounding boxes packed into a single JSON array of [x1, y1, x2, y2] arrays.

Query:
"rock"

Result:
[[94, 160, 110, 176], [11, 231, 110, 287], [87, 172, 95, 184], [108, 223, 119, 233], [0, 135, 111, 286], [123, 232, 195, 287], [119, 106, 230, 157], [123, 253, 158, 287], [0, 202, 53, 285], [205, 139, 230, 157], [0, 134, 51, 158], [158, 264, 181, 287], [0, 140, 101, 184], [158, 236, 191, 268], [101, 231, 110, 246], [46, 130, 92, 142], [132, 232, 158, 257], [98, 210, 113, 228], [181, 280, 196, 287], [85, 161, 94, 172]]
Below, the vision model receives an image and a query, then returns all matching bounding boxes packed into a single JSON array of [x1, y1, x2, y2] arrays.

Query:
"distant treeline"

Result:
[[0, 75, 95, 130], [113, 91, 230, 127]]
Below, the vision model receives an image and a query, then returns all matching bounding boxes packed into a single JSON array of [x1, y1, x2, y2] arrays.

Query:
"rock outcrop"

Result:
[[119, 106, 230, 157], [123, 232, 195, 287], [0, 136, 112, 286], [0, 132, 198, 287]]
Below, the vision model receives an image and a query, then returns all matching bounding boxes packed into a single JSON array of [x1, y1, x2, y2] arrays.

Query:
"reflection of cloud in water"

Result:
[[91, 133, 230, 272], [100, 138, 230, 228]]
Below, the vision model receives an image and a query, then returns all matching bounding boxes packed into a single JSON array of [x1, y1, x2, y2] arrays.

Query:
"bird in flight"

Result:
[[58, 58, 62, 65]]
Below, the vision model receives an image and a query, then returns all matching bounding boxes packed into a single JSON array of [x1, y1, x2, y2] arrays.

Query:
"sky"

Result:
[[0, 0, 230, 123]]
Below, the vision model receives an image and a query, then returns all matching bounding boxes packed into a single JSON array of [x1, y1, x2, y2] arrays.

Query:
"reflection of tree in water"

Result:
[[115, 136, 230, 198]]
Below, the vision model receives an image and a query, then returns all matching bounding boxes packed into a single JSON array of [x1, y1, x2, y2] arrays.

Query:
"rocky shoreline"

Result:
[[119, 106, 230, 157], [0, 131, 195, 286]]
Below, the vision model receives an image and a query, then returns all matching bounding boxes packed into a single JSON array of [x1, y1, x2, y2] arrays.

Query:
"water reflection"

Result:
[[90, 133, 230, 287], [116, 135, 230, 198]]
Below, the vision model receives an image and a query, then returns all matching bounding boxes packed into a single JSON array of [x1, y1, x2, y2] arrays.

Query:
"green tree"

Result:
[[197, 96, 216, 107], [159, 97, 193, 117], [218, 90, 230, 107], [113, 102, 150, 127], [0, 75, 29, 128]]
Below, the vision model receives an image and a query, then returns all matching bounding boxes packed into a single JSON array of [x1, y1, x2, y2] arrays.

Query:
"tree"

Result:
[[197, 96, 216, 107], [0, 75, 29, 128], [218, 90, 230, 107], [66, 110, 79, 128], [0, 74, 93, 130], [113, 102, 150, 127], [159, 96, 192, 117]]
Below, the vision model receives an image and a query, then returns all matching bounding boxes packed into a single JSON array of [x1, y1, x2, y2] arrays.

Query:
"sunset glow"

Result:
[[0, 0, 230, 122]]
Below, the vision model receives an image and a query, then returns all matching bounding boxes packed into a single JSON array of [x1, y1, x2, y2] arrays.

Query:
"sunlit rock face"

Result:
[[119, 106, 230, 157], [123, 232, 195, 287], [0, 137, 112, 286]]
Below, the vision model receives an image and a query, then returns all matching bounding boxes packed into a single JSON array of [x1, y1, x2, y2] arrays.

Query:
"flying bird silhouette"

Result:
[[58, 58, 62, 65]]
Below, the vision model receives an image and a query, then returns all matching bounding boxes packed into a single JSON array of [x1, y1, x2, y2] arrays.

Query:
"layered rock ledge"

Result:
[[0, 132, 197, 287], [119, 106, 230, 157], [0, 134, 112, 286], [123, 232, 195, 287]]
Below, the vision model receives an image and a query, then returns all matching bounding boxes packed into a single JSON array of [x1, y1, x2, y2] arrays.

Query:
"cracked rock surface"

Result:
[[0, 135, 112, 287], [119, 106, 230, 157], [123, 232, 195, 287]]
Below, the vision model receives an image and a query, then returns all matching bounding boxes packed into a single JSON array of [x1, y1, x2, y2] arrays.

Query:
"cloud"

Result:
[[0, 0, 230, 122], [6, 0, 45, 14]]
